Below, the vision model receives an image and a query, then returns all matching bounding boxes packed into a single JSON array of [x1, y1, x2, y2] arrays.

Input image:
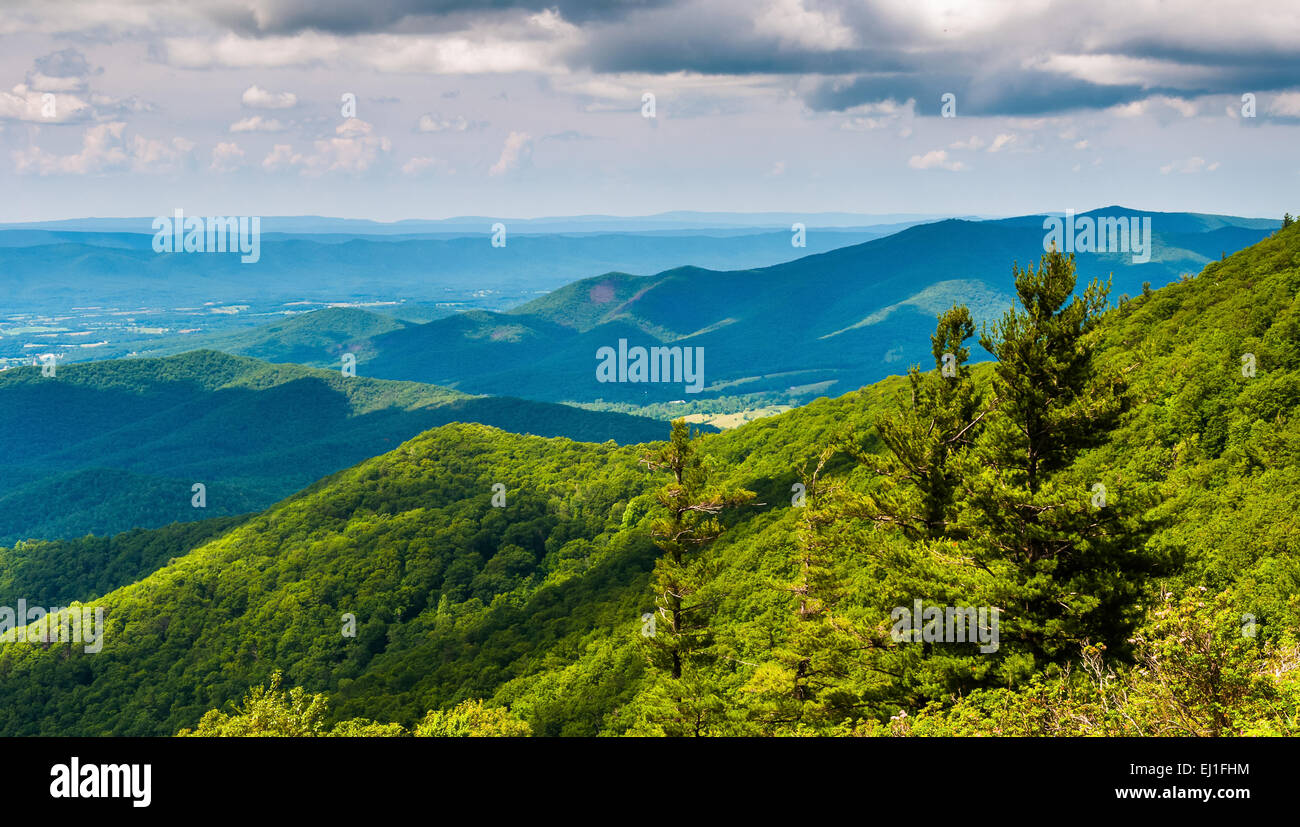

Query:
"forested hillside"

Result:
[[1, 222, 1298, 737], [0, 350, 679, 542], [0, 516, 248, 608]]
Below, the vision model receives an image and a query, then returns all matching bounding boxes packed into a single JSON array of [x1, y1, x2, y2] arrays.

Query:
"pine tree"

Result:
[[634, 419, 752, 735], [861, 305, 987, 540], [961, 247, 1154, 666], [757, 308, 991, 731], [750, 452, 879, 732]]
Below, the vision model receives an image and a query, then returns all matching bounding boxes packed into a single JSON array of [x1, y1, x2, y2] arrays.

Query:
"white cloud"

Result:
[[0, 84, 90, 123], [210, 141, 245, 172], [11, 122, 194, 175], [1110, 95, 1199, 119], [1029, 53, 1216, 89], [130, 134, 195, 172], [417, 113, 469, 132], [1266, 92, 1300, 117], [230, 115, 286, 132], [13, 122, 127, 174], [949, 135, 985, 150], [908, 149, 965, 171], [1160, 156, 1219, 174], [26, 73, 86, 93], [402, 156, 452, 176], [161, 12, 578, 74], [752, 0, 856, 51], [838, 97, 915, 132], [241, 84, 298, 109], [987, 133, 1018, 152], [337, 118, 371, 138], [490, 131, 532, 176], [261, 143, 295, 171], [260, 119, 391, 175], [164, 33, 343, 69]]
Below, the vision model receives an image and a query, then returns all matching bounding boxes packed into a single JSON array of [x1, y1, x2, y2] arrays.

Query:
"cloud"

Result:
[[337, 118, 372, 138], [242, 84, 298, 109], [0, 85, 91, 123], [751, 0, 856, 51], [987, 133, 1018, 152], [908, 149, 965, 171], [791, 6, 1300, 116], [230, 115, 287, 132], [11, 1, 1300, 121], [13, 122, 128, 174], [88, 92, 154, 118], [489, 130, 531, 176], [949, 135, 985, 151], [11, 122, 195, 174], [261, 143, 295, 171], [1266, 92, 1300, 117], [1110, 95, 1199, 119], [211, 141, 246, 172], [836, 97, 914, 133], [26, 73, 87, 93], [163, 32, 344, 69], [4, 51, 139, 124], [161, 12, 579, 74], [416, 113, 469, 132], [366, 18, 579, 73], [200, 0, 659, 35], [259, 119, 392, 175], [131, 134, 196, 172], [1160, 156, 1220, 174], [0, 1, 161, 35], [26, 48, 99, 92]]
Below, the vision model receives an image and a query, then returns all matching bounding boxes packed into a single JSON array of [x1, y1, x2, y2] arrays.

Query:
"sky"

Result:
[[1, 0, 1298, 222]]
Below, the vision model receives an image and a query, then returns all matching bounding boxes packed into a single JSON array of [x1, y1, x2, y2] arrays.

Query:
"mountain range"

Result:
[[0, 225, 900, 313], [248, 207, 1279, 404]]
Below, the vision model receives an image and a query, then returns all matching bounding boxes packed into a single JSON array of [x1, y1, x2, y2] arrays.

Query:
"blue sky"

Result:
[[1, 0, 1297, 222]]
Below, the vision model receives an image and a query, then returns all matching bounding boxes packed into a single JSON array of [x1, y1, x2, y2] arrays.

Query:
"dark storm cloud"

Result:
[[577, 40, 912, 76], [965, 75, 1161, 117], [808, 65, 1201, 117], [187, 0, 1300, 116], [1106, 40, 1300, 71], [1081, 38, 1300, 95], [803, 46, 1300, 116], [802, 67, 1142, 118]]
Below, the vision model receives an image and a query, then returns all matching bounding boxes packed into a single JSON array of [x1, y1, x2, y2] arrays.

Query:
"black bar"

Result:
[[5, 736, 1285, 816]]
